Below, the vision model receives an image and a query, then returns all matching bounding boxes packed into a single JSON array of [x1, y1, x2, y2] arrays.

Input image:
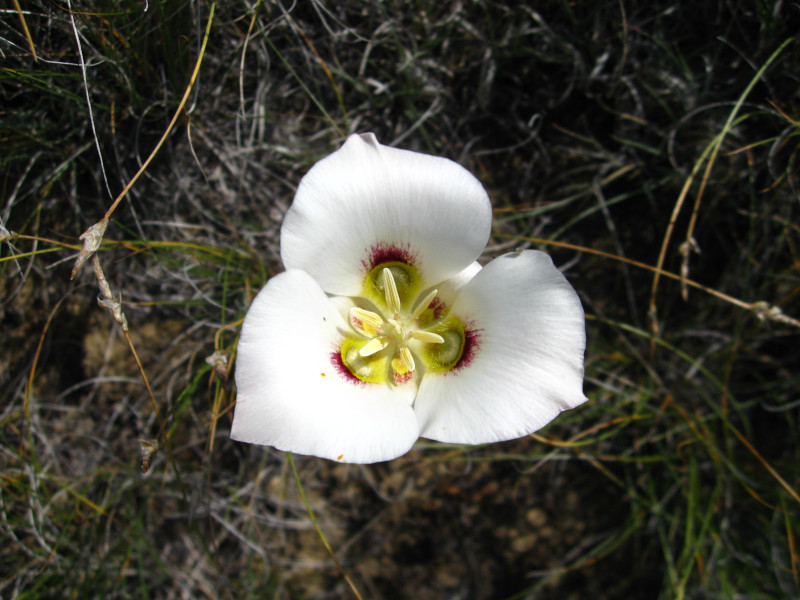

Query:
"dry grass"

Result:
[[2, 1, 799, 598]]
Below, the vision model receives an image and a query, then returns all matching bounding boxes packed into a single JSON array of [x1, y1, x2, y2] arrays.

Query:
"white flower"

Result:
[[231, 133, 587, 463]]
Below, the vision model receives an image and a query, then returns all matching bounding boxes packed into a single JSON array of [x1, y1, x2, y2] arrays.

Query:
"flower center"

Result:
[[339, 263, 467, 385]]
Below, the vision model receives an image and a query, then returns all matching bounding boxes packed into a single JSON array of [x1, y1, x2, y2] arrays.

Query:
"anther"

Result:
[[399, 346, 415, 372], [410, 289, 438, 320], [411, 330, 445, 344], [382, 268, 402, 317], [350, 307, 384, 330], [359, 337, 389, 357]]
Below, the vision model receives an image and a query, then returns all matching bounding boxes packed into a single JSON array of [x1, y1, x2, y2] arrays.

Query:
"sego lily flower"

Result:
[[232, 133, 586, 463]]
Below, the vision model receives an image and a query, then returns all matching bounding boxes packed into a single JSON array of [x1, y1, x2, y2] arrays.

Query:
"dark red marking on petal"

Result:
[[393, 369, 414, 385], [429, 296, 448, 320], [362, 242, 417, 272], [453, 323, 482, 372], [330, 345, 365, 386]]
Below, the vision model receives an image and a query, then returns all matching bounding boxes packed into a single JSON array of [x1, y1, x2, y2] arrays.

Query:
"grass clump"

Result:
[[1, 1, 799, 598]]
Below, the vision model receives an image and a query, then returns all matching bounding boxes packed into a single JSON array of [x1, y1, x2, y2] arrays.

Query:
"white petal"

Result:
[[232, 270, 419, 463], [281, 133, 492, 296], [415, 250, 586, 444]]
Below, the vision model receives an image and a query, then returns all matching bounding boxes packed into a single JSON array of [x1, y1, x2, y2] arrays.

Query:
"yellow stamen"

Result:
[[399, 346, 415, 372], [359, 337, 389, 357], [410, 288, 438, 320], [350, 306, 384, 329], [411, 330, 445, 344], [382, 267, 402, 317]]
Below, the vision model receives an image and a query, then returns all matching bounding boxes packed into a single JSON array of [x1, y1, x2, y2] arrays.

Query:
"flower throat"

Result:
[[339, 262, 467, 386]]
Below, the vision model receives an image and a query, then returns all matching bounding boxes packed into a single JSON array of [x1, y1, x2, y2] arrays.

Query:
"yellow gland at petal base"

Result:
[[340, 263, 468, 386]]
